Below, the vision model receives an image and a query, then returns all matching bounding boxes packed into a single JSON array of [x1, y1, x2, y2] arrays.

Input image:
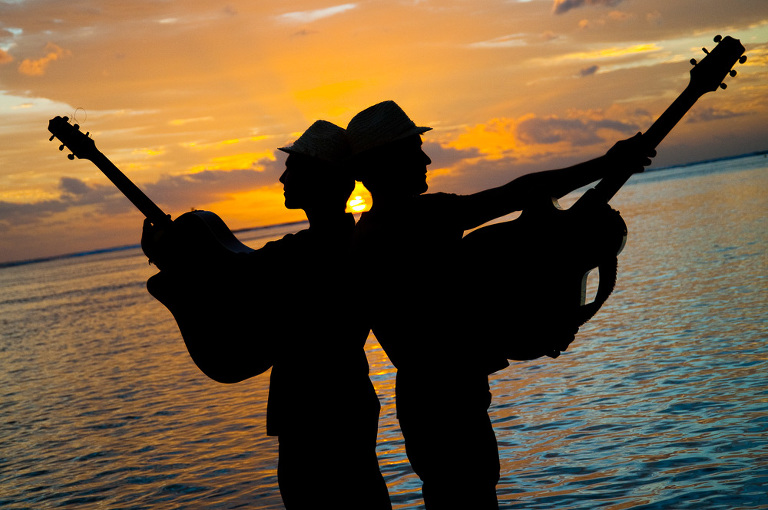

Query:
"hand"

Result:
[[605, 132, 656, 174], [141, 216, 175, 268]]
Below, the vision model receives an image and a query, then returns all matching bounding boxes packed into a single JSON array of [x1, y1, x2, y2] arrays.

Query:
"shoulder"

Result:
[[263, 230, 311, 250], [416, 192, 472, 221], [415, 192, 467, 210]]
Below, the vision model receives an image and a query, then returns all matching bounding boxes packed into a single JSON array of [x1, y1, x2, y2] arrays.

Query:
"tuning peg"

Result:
[[702, 47, 709, 55], [67, 154, 75, 160], [714, 35, 722, 43], [690, 58, 697, 66], [73, 124, 80, 130], [720, 83, 727, 90], [739, 55, 747, 64], [59, 144, 65, 151], [62, 116, 69, 122], [49, 135, 55, 141], [730, 70, 737, 77]]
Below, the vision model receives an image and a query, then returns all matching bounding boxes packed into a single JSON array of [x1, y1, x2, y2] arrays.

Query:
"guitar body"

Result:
[[462, 197, 627, 360], [145, 211, 276, 383]]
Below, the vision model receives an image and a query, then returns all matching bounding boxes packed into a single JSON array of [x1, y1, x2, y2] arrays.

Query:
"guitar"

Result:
[[47, 119, 274, 383], [462, 35, 747, 362]]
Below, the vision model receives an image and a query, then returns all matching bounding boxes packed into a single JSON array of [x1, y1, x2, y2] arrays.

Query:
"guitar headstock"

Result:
[[689, 35, 746, 96], [47, 116, 97, 161]]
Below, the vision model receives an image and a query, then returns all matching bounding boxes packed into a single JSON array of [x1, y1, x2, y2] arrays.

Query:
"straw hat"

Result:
[[346, 100, 432, 155], [278, 120, 350, 164]]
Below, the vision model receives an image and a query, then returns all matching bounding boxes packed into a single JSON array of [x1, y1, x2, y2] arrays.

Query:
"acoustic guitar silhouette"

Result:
[[48, 118, 273, 382], [462, 35, 746, 361]]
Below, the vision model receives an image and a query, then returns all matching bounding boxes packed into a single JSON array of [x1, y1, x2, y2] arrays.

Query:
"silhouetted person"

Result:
[[345, 100, 654, 509], [142, 120, 391, 510]]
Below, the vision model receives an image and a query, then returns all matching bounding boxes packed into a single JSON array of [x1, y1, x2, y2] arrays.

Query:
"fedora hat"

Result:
[[346, 100, 432, 155], [278, 120, 350, 164]]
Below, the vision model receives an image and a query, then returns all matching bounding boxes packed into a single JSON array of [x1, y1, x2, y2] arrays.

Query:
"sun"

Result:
[[346, 182, 372, 213], [348, 195, 366, 212]]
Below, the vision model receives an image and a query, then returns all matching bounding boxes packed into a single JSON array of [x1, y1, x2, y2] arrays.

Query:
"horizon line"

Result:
[[0, 219, 309, 269]]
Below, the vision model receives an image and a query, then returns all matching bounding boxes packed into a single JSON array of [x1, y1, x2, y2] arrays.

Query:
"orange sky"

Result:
[[1, 0, 767, 264]]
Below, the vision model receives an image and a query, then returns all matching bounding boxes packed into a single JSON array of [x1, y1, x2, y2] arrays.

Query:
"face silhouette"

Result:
[[368, 135, 431, 196], [280, 153, 352, 213], [398, 135, 432, 194], [280, 154, 320, 210]]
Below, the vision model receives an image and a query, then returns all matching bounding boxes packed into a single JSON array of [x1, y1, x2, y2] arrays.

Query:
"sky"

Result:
[[1, 0, 767, 264]]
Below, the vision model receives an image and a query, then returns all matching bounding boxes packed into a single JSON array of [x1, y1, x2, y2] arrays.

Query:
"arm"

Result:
[[456, 133, 655, 230]]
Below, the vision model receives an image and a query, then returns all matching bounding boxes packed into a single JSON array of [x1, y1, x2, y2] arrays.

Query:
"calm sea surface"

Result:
[[1, 156, 766, 509]]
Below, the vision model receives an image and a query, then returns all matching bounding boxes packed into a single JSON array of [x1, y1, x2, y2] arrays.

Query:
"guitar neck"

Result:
[[89, 150, 170, 225], [591, 84, 703, 204]]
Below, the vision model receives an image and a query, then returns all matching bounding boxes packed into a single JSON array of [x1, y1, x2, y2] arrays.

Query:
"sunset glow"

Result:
[[1, 0, 766, 264]]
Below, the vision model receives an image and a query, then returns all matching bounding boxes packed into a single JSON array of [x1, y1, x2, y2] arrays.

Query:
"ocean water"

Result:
[[1, 155, 766, 509]]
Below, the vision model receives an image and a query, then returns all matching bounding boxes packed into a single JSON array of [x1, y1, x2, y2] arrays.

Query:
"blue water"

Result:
[[1, 155, 766, 509]]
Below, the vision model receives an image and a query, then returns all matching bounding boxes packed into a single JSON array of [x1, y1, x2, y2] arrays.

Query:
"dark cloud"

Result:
[[685, 106, 749, 123], [0, 198, 69, 226], [430, 156, 528, 195], [579, 65, 600, 77], [423, 141, 481, 170], [553, 0, 623, 15], [144, 166, 280, 211], [517, 116, 638, 146], [0, 158, 286, 228], [59, 176, 94, 196]]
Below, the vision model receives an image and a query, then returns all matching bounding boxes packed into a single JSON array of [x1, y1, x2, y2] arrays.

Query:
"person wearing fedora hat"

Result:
[[265, 120, 391, 509], [141, 120, 391, 509], [346, 100, 654, 508]]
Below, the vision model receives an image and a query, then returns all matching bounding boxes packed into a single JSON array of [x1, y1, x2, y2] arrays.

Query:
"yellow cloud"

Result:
[[210, 184, 299, 229], [187, 151, 275, 173], [0, 49, 13, 65], [18, 42, 71, 76], [537, 43, 660, 65], [132, 147, 165, 157], [168, 116, 215, 126], [449, 117, 521, 159], [277, 4, 357, 24], [181, 136, 271, 151]]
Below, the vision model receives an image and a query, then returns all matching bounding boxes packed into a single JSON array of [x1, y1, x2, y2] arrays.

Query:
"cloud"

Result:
[[0, 177, 115, 227], [685, 106, 749, 123], [0, 164, 284, 229], [0, 197, 69, 227], [60, 177, 96, 197], [144, 167, 280, 210], [423, 141, 481, 171], [469, 34, 528, 49], [17, 42, 70, 76], [0, 49, 12, 64], [517, 115, 637, 146], [552, 0, 623, 15], [541, 43, 660, 64], [579, 65, 600, 77], [430, 111, 642, 194], [449, 118, 520, 159], [278, 3, 357, 24]]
